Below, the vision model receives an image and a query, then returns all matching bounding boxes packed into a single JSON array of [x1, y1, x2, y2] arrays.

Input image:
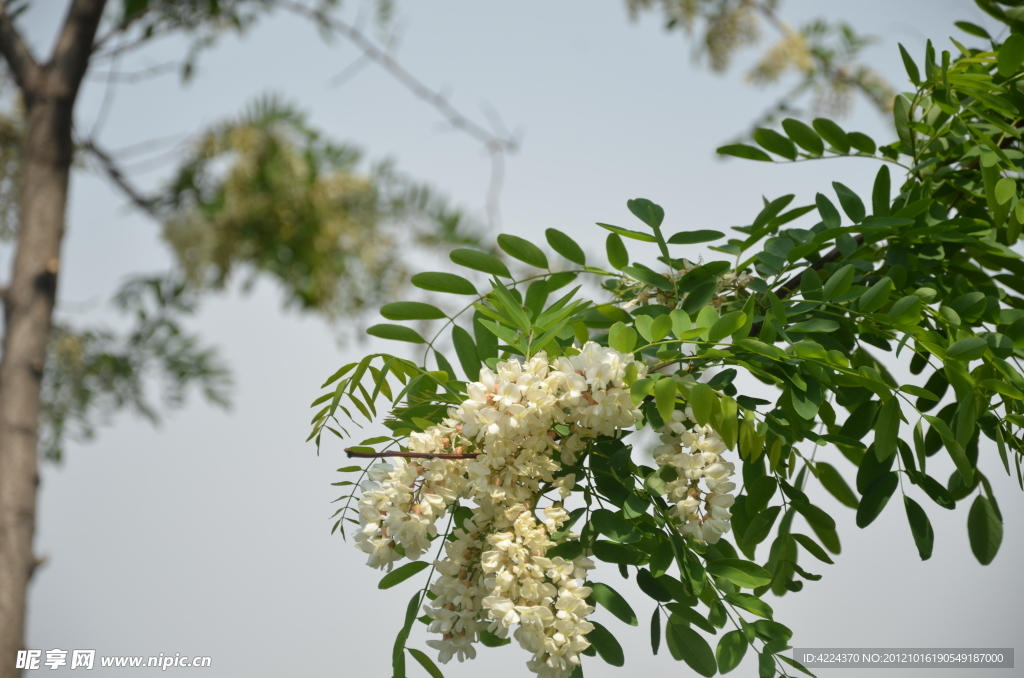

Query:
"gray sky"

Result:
[[16, 1, 1023, 676]]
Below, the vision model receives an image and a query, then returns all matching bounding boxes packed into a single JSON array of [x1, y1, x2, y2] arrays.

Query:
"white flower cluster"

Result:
[[653, 407, 736, 544], [353, 343, 645, 678]]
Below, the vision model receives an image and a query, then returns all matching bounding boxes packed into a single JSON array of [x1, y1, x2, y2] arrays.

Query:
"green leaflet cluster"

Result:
[[307, 15, 1024, 678]]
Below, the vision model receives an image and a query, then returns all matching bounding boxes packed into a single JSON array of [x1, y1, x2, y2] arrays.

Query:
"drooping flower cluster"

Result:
[[353, 343, 643, 677], [653, 407, 737, 544], [351, 342, 736, 676]]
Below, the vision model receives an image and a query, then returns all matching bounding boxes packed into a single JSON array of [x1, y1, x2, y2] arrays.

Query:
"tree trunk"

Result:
[[0, 2, 107, 673], [0, 93, 74, 676]]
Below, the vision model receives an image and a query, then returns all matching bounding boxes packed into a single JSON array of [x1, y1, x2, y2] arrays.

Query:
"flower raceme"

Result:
[[352, 343, 736, 677]]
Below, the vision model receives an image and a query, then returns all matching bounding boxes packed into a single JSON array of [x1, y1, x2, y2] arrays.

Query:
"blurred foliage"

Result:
[[159, 95, 478, 317], [41, 276, 230, 463], [624, 0, 895, 125]]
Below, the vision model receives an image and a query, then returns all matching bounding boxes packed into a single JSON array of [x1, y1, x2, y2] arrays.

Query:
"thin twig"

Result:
[[282, 0, 519, 231], [86, 60, 180, 83], [345, 447, 480, 460], [80, 137, 159, 217]]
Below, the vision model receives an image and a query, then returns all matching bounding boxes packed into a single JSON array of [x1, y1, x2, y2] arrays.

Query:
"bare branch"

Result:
[[345, 447, 480, 460], [0, 1, 39, 90], [80, 138, 159, 217], [51, 0, 109, 97], [282, 0, 518, 230], [86, 61, 181, 83]]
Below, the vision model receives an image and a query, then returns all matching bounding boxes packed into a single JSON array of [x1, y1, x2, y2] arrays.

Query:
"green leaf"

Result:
[[609, 322, 637, 354], [670, 309, 691, 338], [381, 301, 447, 321], [946, 337, 988, 361], [724, 592, 774, 619], [717, 144, 773, 162], [708, 311, 747, 343], [898, 43, 921, 85], [706, 558, 772, 588], [479, 629, 511, 647], [904, 496, 934, 561], [832, 182, 866, 222], [816, 462, 859, 509], [668, 229, 726, 245], [791, 533, 834, 564], [856, 472, 898, 528], [967, 495, 1003, 565], [955, 21, 991, 39], [606, 233, 629, 270], [627, 198, 666, 229], [379, 561, 430, 589], [591, 582, 638, 626], [452, 326, 480, 380], [848, 131, 877, 155], [813, 118, 850, 153], [889, 295, 922, 324], [623, 265, 674, 291], [815, 193, 841, 229], [598, 222, 658, 242], [998, 34, 1024, 77], [591, 509, 643, 544], [588, 621, 625, 667], [479, 319, 521, 348], [874, 396, 901, 462], [654, 376, 678, 424], [716, 630, 747, 674], [858, 276, 892, 313], [392, 594, 420, 678], [753, 128, 797, 160], [407, 649, 444, 678], [782, 118, 824, 155], [667, 622, 718, 677], [894, 94, 913, 147], [923, 415, 973, 484], [546, 228, 586, 265], [546, 540, 583, 561], [689, 383, 715, 427], [367, 324, 427, 344], [498, 234, 548, 269], [449, 249, 512, 278], [823, 264, 855, 300], [411, 272, 478, 296], [651, 609, 662, 656], [996, 178, 1017, 206], [794, 503, 836, 531], [592, 540, 645, 565], [872, 165, 891, 217]]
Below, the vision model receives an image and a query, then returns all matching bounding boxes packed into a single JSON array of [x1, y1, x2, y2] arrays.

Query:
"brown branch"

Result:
[[0, 1, 39, 90], [746, 233, 866, 338], [345, 447, 480, 460], [80, 138, 160, 217], [51, 0, 108, 98], [281, 0, 518, 230]]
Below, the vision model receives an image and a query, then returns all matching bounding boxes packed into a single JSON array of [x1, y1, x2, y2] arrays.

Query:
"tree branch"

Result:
[[281, 0, 518, 230], [345, 448, 480, 460], [51, 0, 108, 98], [80, 138, 160, 217], [0, 1, 39, 90]]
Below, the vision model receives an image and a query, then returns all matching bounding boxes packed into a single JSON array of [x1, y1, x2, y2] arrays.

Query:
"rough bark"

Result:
[[0, 1, 106, 674]]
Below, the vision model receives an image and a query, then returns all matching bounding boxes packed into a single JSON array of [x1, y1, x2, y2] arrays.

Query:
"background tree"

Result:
[[0, 0, 515, 671]]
